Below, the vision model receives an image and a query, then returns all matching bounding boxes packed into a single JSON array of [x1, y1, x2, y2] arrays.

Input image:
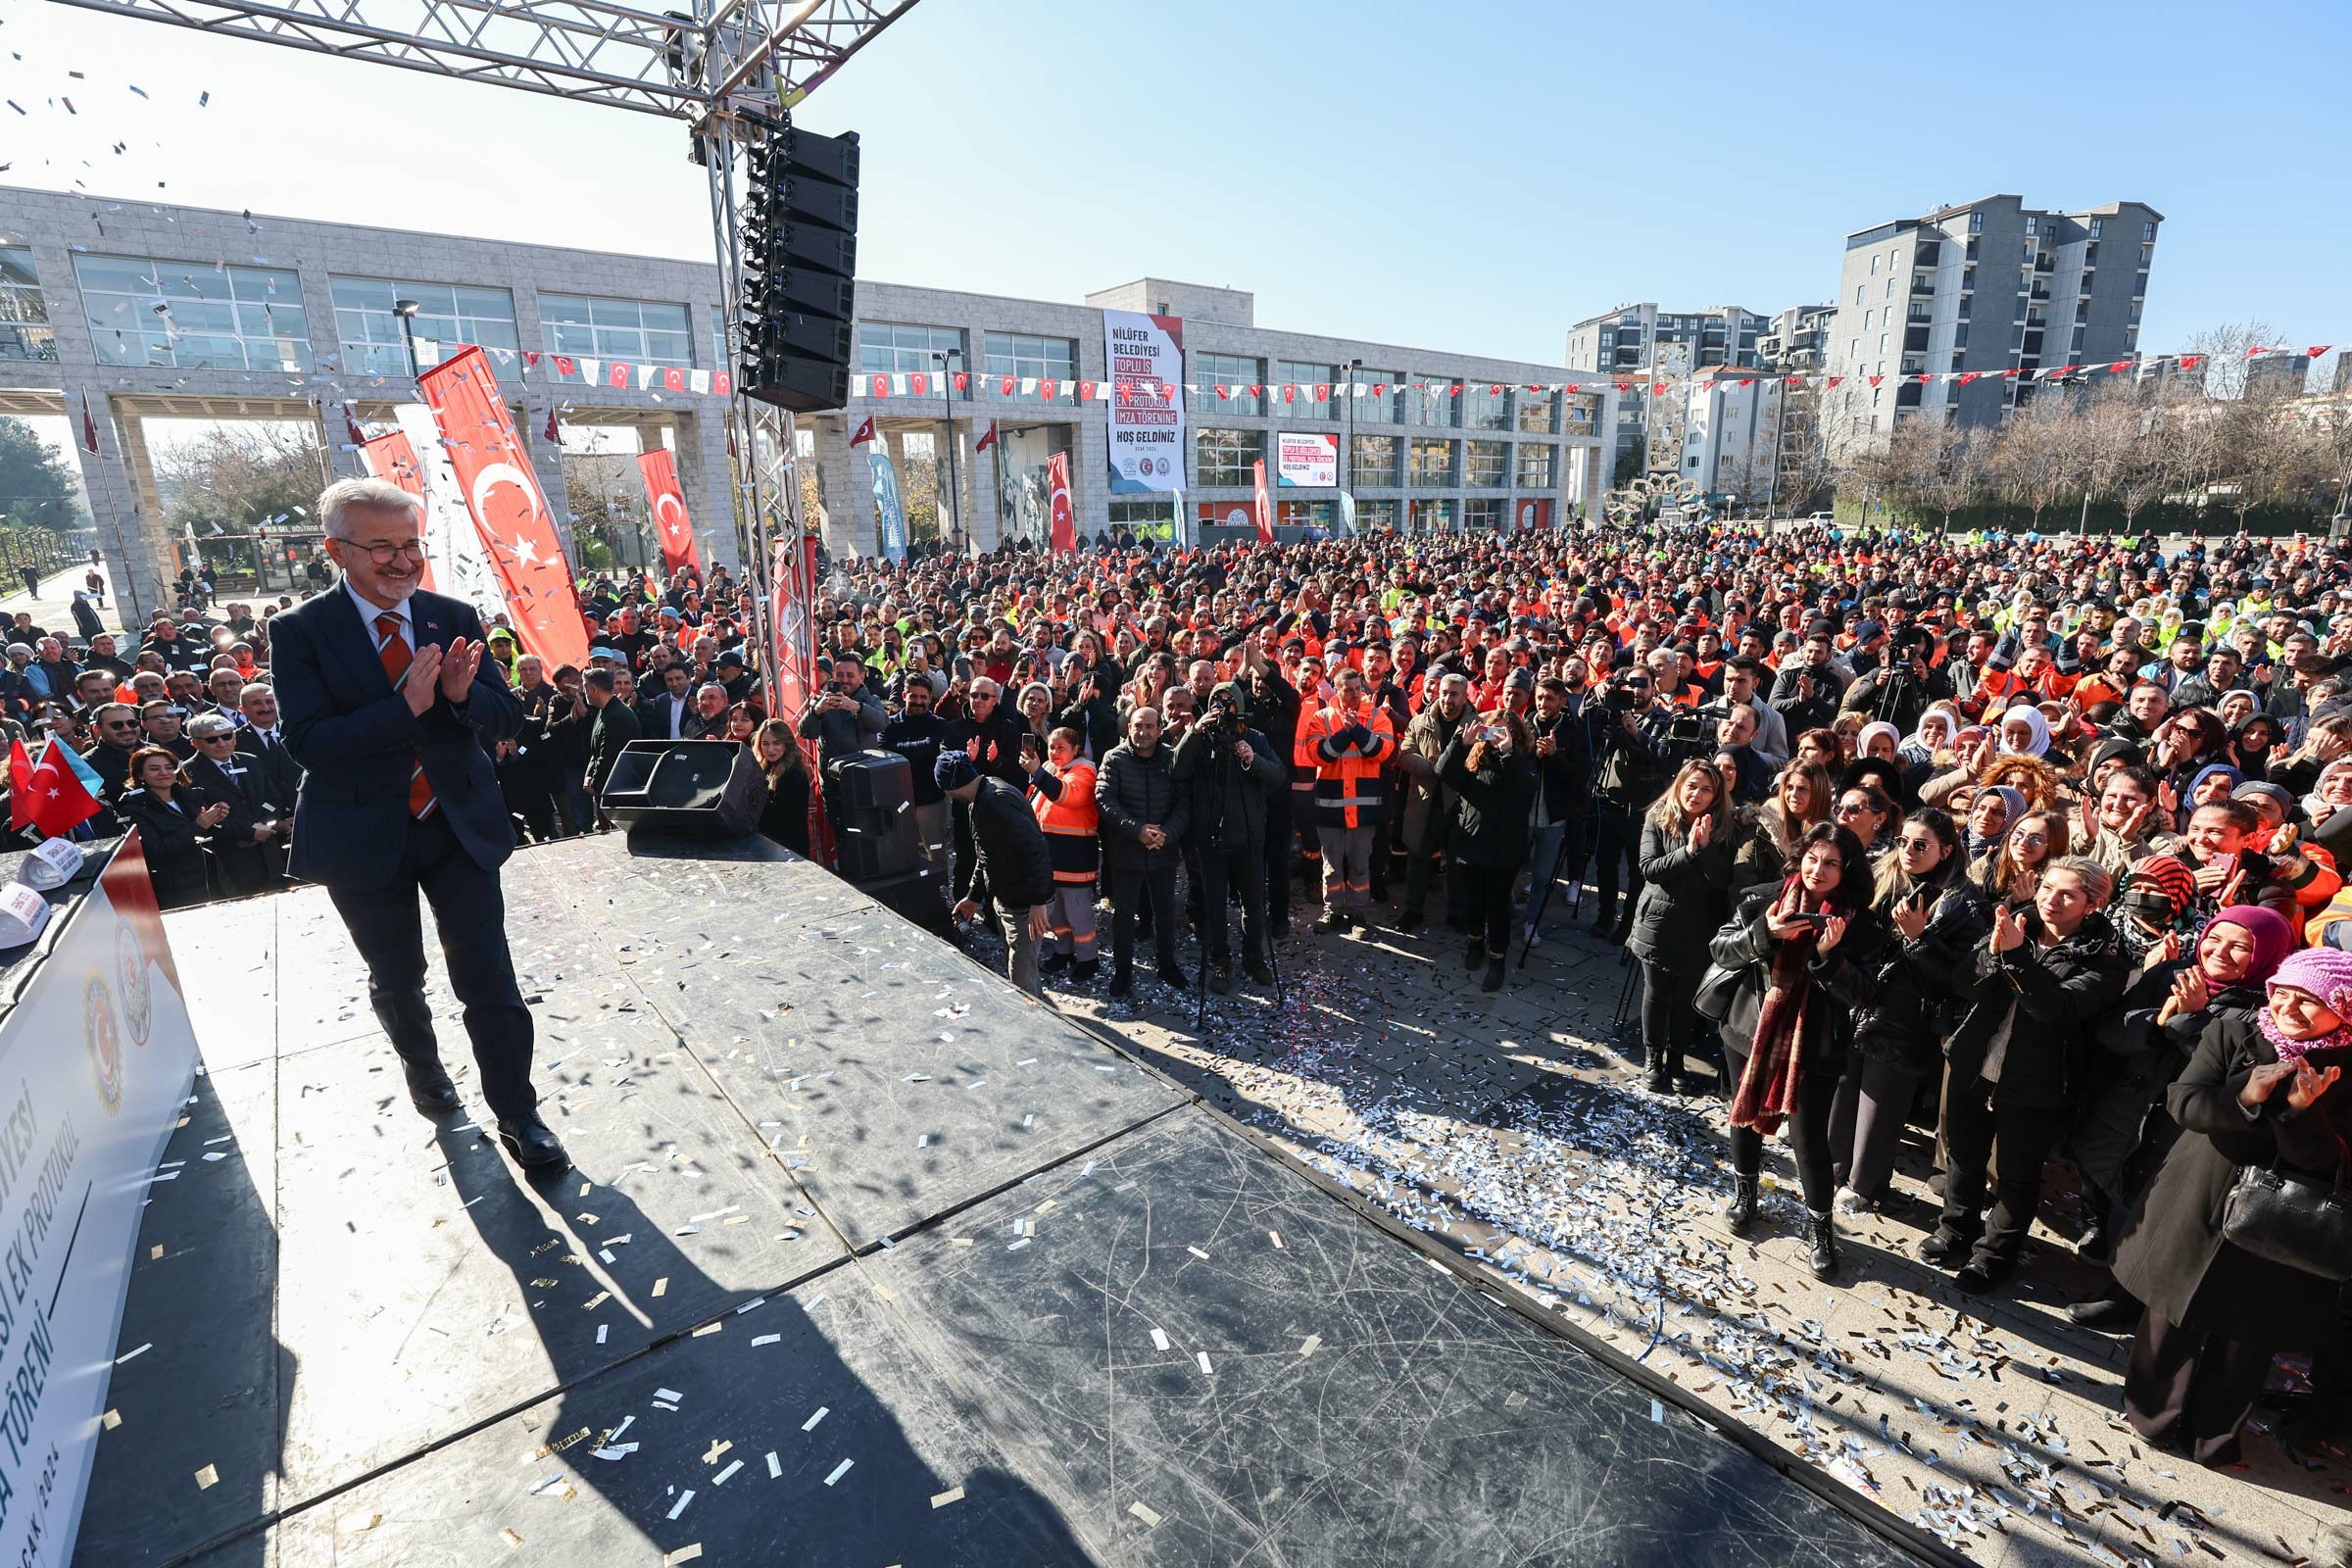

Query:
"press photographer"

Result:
[[1171, 681, 1287, 993]]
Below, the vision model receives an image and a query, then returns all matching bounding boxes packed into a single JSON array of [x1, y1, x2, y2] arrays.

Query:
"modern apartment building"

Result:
[[1565, 303, 1768, 483], [1821, 195, 2161, 451]]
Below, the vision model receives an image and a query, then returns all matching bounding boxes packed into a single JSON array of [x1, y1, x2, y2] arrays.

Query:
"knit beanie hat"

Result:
[[933, 750, 979, 793]]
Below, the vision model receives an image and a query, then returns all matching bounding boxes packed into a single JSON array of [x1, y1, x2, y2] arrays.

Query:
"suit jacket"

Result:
[[586, 699, 641, 797], [233, 726, 304, 814], [183, 750, 278, 895], [635, 692, 695, 741], [270, 585, 523, 889]]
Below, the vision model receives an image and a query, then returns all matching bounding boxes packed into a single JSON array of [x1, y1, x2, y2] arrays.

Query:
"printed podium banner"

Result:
[[4, 833, 200, 1568]]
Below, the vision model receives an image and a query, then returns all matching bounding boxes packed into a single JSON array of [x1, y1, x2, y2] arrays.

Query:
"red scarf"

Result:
[[1731, 876, 1822, 1137]]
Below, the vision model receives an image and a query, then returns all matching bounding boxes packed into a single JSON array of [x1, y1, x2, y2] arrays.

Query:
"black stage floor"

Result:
[[80, 832, 1946, 1568]]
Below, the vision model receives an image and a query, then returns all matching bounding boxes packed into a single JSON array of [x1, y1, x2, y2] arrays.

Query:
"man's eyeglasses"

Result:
[[102, 719, 139, 731], [341, 540, 426, 564]]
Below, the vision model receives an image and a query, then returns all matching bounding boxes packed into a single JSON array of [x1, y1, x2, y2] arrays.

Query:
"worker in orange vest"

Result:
[[1295, 662, 1396, 932], [1027, 725, 1101, 981]]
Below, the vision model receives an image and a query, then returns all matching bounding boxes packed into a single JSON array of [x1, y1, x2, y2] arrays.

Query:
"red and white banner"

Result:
[[1251, 458, 1275, 545], [1103, 310, 1186, 494], [636, 448, 701, 574], [767, 530, 817, 730], [416, 346, 589, 671], [1046, 450, 1076, 554], [359, 430, 435, 590]]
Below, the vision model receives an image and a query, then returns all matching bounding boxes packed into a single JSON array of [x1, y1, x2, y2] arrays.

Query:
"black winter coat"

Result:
[[1437, 730, 1537, 870], [2072, 962, 2264, 1206], [119, 788, 214, 908], [1829, 876, 1992, 1075], [1944, 912, 2131, 1110], [1702, 882, 1867, 1078], [1170, 723, 1285, 853], [2112, 1015, 2352, 1339], [1627, 812, 1734, 974], [1094, 741, 1189, 874]]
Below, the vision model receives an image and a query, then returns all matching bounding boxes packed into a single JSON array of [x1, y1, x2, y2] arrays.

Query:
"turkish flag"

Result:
[[6, 738, 30, 832], [544, 408, 561, 443], [24, 737, 99, 839], [1078, 379, 1096, 403], [999, 375, 1016, 397], [637, 448, 700, 573], [360, 429, 436, 592], [1252, 458, 1274, 546], [769, 531, 815, 732], [873, 375, 892, 398], [1868, 375, 1883, 387], [2178, 355, 2204, 372], [1786, 375, 1804, 388], [2309, 345, 2333, 359], [1046, 451, 1076, 554], [554, 355, 575, 378], [953, 371, 968, 393], [1826, 376, 1843, 388], [908, 371, 928, 397], [608, 362, 631, 388], [711, 371, 732, 397], [1040, 378, 1058, 401], [1214, 383, 1229, 400], [1283, 384, 1296, 403], [79, 393, 101, 455], [1651, 382, 1669, 396], [416, 344, 588, 671], [974, 420, 998, 452], [850, 416, 875, 446], [663, 367, 686, 392]]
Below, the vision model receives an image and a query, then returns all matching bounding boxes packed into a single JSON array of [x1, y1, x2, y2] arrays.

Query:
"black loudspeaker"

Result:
[[858, 864, 951, 933], [826, 750, 921, 879], [601, 740, 765, 836], [741, 125, 858, 414]]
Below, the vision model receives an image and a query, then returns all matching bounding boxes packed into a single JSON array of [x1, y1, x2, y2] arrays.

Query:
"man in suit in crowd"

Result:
[[581, 666, 640, 825], [232, 682, 299, 876], [270, 475, 564, 1172], [637, 661, 696, 741], [182, 712, 280, 897]]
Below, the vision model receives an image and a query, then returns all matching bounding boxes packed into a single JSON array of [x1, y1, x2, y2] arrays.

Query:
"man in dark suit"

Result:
[[581, 667, 640, 826], [182, 712, 279, 897], [270, 476, 564, 1172], [635, 661, 695, 741]]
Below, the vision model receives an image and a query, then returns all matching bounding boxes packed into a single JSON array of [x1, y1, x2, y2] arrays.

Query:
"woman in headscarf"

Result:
[[2228, 713, 2279, 782], [2111, 947, 2352, 1464], [1998, 703, 2051, 759], [1963, 784, 2029, 862], [1901, 703, 1962, 770], [1856, 721, 1902, 767], [2067, 905, 2295, 1326]]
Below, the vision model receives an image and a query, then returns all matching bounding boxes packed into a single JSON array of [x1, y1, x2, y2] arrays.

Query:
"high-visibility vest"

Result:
[[1294, 699, 1396, 829], [1030, 760, 1099, 884]]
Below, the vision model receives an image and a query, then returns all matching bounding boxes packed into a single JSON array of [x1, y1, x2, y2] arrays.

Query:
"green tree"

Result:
[[155, 422, 326, 538], [0, 417, 81, 529]]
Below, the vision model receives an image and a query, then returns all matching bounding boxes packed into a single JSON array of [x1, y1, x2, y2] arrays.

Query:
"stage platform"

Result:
[[77, 832, 1951, 1568]]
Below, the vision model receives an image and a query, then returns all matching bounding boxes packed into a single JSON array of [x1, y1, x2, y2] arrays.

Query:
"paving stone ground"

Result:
[[1018, 878, 2352, 1568]]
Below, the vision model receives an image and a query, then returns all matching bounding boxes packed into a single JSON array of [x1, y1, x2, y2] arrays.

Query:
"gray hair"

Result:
[[318, 475, 421, 537], [187, 712, 237, 738]]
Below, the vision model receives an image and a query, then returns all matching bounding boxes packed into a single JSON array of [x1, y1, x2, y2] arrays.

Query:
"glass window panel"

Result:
[[1353, 368, 1402, 426], [1411, 373, 1458, 427], [1516, 444, 1557, 487], [1349, 434, 1397, 486], [1191, 352, 1261, 416], [74, 254, 312, 370], [1515, 390, 1559, 434], [1408, 438, 1456, 486], [1465, 441, 1510, 487], [1463, 384, 1511, 431], [1193, 428, 1263, 487], [1274, 360, 1334, 420], [1464, 498, 1505, 531]]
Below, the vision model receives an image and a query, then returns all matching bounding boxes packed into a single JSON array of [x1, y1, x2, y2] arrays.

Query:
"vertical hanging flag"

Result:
[[392, 403, 505, 616], [636, 448, 701, 573], [869, 444, 907, 564], [850, 416, 875, 447], [974, 420, 998, 453], [1251, 458, 1274, 546], [769, 531, 816, 730], [79, 393, 101, 455], [416, 345, 588, 670], [360, 429, 436, 592], [1046, 450, 1076, 554]]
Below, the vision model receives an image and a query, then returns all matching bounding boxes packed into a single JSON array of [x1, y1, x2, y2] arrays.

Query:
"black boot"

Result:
[[1464, 938, 1486, 970], [1918, 1226, 1976, 1267], [1482, 957, 1504, 993], [2067, 1292, 2142, 1329], [1807, 1210, 1840, 1281], [1725, 1173, 1760, 1236], [1040, 952, 1072, 974], [1643, 1048, 1673, 1094]]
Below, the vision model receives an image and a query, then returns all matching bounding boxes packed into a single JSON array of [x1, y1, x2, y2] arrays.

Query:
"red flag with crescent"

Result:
[[360, 429, 437, 592], [636, 448, 701, 573], [1046, 451, 1076, 554], [1252, 458, 1275, 546], [416, 345, 588, 670]]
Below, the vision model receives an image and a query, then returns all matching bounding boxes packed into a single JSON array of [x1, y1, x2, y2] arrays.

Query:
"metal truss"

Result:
[[39, 0, 917, 121]]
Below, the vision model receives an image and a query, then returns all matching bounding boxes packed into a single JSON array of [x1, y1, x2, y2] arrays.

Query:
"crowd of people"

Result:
[[6, 512, 2350, 1470]]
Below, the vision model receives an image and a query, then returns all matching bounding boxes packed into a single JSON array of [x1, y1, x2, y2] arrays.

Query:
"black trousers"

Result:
[[1458, 862, 1516, 956], [2125, 1306, 2276, 1465], [1639, 959, 1708, 1075], [325, 809, 537, 1123], [1936, 1068, 2070, 1269], [1110, 864, 1179, 974], [1591, 800, 1645, 926], [1721, 1044, 1838, 1211], [1402, 801, 1453, 923], [1261, 783, 1295, 932], [1194, 842, 1268, 963]]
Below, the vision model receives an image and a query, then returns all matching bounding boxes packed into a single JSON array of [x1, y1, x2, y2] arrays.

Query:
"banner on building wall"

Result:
[[416, 347, 589, 671], [1250, 458, 1274, 545], [1274, 431, 1339, 488], [635, 449, 701, 574], [1513, 498, 1553, 530], [1102, 310, 1186, 494], [391, 403, 509, 629], [869, 448, 907, 564], [1046, 451, 1076, 554], [10, 832, 200, 1568]]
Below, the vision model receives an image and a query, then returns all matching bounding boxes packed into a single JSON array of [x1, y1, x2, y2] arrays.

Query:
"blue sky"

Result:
[[5, 0, 2350, 364]]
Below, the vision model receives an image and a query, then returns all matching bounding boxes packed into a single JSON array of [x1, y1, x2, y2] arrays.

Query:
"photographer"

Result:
[[1770, 625, 1846, 736], [1171, 682, 1287, 992], [1396, 671, 1476, 934], [1699, 657, 1788, 770], [1841, 626, 1948, 733], [1520, 674, 1592, 948], [1437, 710, 1539, 992], [1589, 666, 1678, 943]]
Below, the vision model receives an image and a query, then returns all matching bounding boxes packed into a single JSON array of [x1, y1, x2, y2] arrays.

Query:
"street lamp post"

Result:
[[393, 298, 423, 379], [932, 349, 962, 556]]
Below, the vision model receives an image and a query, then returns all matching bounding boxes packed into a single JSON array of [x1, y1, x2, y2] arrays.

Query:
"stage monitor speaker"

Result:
[[826, 751, 920, 879], [828, 749, 913, 814], [601, 740, 766, 836], [853, 863, 951, 934]]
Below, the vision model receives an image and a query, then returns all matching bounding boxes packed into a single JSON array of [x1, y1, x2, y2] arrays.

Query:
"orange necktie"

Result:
[[373, 612, 436, 818]]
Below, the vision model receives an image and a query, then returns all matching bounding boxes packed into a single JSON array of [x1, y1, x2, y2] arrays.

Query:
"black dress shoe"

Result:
[[2067, 1295, 2142, 1329], [497, 1118, 569, 1171], [402, 1059, 463, 1118]]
